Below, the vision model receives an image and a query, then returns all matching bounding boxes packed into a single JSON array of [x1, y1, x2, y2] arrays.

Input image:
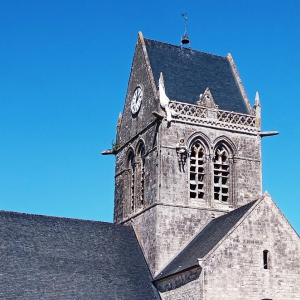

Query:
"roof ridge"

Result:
[[144, 37, 227, 59], [0, 209, 119, 226]]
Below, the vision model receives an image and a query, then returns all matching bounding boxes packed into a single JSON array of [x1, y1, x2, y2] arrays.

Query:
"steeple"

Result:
[[108, 32, 263, 275]]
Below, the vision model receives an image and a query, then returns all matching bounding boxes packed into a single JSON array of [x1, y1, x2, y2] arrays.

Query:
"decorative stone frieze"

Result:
[[169, 100, 257, 133]]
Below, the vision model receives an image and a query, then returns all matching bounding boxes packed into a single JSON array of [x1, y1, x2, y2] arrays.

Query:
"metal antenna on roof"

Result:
[[181, 13, 190, 48]]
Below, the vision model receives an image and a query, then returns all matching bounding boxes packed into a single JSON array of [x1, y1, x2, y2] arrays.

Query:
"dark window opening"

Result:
[[126, 151, 135, 213], [263, 250, 269, 269], [135, 143, 145, 209]]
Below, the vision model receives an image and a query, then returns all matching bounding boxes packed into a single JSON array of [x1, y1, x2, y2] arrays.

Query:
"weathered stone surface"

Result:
[[112, 32, 300, 300], [156, 195, 300, 299], [202, 195, 300, 299], [114, 33, 263, 275]]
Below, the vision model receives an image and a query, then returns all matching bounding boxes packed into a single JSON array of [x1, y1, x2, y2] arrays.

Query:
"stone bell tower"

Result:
[[103, 32, 270, 276]]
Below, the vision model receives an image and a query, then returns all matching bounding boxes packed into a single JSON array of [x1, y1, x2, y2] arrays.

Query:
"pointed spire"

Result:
[[254, 91, 261, 129], [254, 91, 261, 107]]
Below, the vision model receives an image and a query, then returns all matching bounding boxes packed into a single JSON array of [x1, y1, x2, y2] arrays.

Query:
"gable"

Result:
[[155, 193, 300, 281], [155, 194, 300, 299], [201, 194, 300, 299], [144, 38, 250, 114], [0, 211, 160, 300]]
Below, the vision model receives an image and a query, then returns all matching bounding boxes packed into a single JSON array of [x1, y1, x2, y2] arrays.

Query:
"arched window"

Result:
[[125, 150, 135, 213], [135, 141, 145, 210], [213, 145, 229, 202], [189, 141, 205, 200]]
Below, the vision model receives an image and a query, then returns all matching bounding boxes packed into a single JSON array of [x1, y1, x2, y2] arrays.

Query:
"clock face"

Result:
[[131, 86, 143, 114]]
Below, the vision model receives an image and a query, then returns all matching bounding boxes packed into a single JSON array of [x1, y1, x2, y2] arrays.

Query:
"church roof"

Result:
[[0, 211, 160, 300], [154, 200, 257, 280], [144, 38, 250, 114]]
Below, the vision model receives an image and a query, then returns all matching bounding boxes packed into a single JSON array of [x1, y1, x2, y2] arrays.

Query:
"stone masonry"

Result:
[[113, 32, 264, 276], [108, 32, 300, 299], [156, 195, 300, 300]]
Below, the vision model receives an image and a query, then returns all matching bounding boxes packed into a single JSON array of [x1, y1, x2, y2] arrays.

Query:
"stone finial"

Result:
[[254, 92, 261, 129], [254, 91, 261, 108], [197, 87, 217, 109]]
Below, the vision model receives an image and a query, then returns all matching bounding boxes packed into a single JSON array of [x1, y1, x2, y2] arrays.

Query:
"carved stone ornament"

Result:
[[197, 87, 218, 109]]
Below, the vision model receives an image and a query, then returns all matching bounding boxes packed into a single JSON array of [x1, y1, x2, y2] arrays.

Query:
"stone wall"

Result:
[[114, 33, 161, 223], [131, 205, 224, 275], [203, 195, 300, 299], [114, 124, 159, 223], [154, 195, 300, 299], [115, 109, 263, 274], [114, 32, 265, 282], [158, 119, 262, 209]]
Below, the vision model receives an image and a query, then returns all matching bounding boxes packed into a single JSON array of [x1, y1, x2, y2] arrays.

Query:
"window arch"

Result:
[[125, 149, 135, 213], [135, 141, 145, 208], [124, 142, 146, 215], [213, 145, 230, 202], [189, 140, 206, 200]]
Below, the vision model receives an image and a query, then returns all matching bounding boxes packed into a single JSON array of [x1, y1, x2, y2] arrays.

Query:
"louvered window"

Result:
[[190, 142, 205, 199], [213, 146, 229, 202]]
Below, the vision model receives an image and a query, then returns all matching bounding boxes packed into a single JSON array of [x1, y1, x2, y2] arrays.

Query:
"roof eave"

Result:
[[154, 265, 201, 282]]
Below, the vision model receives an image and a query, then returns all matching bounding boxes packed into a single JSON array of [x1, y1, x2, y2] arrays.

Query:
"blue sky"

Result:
[[1, 1, 300, 233]]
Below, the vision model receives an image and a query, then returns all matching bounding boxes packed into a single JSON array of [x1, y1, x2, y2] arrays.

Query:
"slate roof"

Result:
[[154, 201, 257, 280], [144, 38, 250, 114], [0, 211, 160, 300]]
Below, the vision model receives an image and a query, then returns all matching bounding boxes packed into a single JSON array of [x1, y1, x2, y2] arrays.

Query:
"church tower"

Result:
[[105, 32, 263, 275]]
